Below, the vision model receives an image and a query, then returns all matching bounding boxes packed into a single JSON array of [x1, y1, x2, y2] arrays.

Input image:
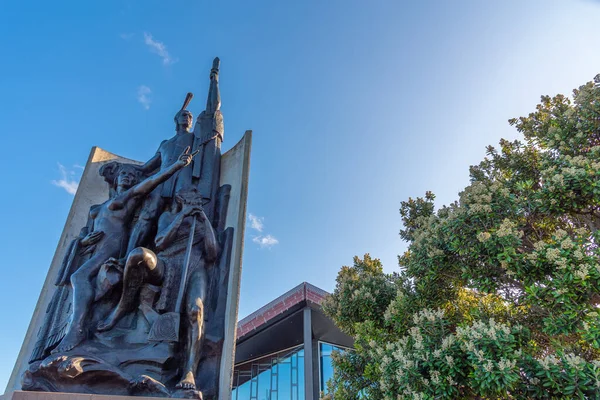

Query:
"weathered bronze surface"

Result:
[[23, 58, 234, 399]]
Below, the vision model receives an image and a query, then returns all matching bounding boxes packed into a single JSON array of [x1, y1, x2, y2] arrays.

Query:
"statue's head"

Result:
[[100, 162, 141, 193], [174, 109, 193, 132], [116, 164, 140, 189]]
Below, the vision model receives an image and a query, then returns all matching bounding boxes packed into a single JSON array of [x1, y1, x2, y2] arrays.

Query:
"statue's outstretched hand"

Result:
[[177, 146, 200, 167]]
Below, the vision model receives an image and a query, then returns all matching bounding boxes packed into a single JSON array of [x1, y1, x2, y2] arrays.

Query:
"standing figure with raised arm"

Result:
[[56, 147, 198, 353], [126, 94, 197, 254], [129, 58, 225, 252]]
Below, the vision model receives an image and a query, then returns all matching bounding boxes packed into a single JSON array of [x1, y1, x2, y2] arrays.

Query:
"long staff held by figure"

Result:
[[148, 148, 200, 343], [149, 213, 198, 342]]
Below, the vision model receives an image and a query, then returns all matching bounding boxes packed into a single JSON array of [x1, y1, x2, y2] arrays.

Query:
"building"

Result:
[[232, 283, 353, 400]]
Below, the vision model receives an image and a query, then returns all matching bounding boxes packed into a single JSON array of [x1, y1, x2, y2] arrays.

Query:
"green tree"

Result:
[[323, 75, 600, 399]]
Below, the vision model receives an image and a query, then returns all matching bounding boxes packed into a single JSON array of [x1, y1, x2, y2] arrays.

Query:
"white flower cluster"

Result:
[[455, 319, 520, 376], [551, 174, 565, 186], [498, 358, 517, 371], [545, 248, 561, 262], [426, 248, 444, 258], [562, 154, 600, 170], [477, 232, 491, 243], [541, 153, 600, 196], [554, 229, 568, 239], [538, 355, 560, 371], [537, 353, 588, 373], [496, 218, 521, 238], [384, 302, 398, 322], [377, 319, 460, 397], [412, 308, 445, 325], [574, 264, 590, 280], [350, 286, 375, 302], [442, 335, 456, 350], [488, 181, 511, 198], [456, 319, 511, 343], [430, 370, 441, 384], [483, 359, 494, 372], [531, 228, 600, 282], [409, 327, 424, 350], [461, 182, 494, 215], [560, 237, 574, 250], [564, 354, 586, 371], [412, 215, 439, 247]]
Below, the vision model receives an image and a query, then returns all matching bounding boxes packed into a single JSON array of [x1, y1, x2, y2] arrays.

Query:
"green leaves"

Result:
[[322, 254, 398, 337], [323, 75, 600, 400]]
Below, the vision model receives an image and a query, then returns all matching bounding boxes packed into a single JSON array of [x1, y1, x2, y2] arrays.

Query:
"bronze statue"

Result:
[[24, 59, 237, 400]]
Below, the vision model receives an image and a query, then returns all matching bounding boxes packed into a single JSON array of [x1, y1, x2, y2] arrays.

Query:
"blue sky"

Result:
[[1, 0, 600, 390]]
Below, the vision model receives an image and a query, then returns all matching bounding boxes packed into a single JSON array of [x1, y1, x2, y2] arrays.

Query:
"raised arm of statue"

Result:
[[129, 147, 199, 200]]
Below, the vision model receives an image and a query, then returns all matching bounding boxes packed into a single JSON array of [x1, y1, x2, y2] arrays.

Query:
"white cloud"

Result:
[[252, 234, 279, 249], [137, 85, 152, 110], [51, 163, 80, 195], [143, 32, 177, 65], [247, 212, 278, 248], [248, 213, 264, 232]]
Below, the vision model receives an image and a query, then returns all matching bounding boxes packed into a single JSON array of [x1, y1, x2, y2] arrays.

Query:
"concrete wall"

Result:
[[217, 130, 252, 400]]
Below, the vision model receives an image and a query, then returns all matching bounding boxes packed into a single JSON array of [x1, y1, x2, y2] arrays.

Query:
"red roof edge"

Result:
[[236, 282, 329, 339]]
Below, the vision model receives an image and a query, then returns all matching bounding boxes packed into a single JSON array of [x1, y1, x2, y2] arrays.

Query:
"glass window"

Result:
[[232, 346, 305, 400], [319, 342, 346, 395]]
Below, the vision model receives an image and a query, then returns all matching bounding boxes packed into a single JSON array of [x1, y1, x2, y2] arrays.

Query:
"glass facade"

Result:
[[319, 342, 346, 395], [232, 346, 305, 400]]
